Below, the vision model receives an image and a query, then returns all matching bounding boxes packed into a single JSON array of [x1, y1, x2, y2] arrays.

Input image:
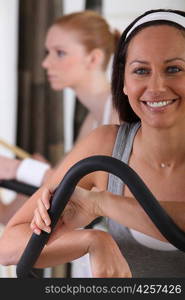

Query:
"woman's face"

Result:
[[42, 25, 91, 90], [124, 25, 185, 128]]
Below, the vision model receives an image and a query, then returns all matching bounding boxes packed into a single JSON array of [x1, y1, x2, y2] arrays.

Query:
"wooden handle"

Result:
[[0, 139, 30, 159]]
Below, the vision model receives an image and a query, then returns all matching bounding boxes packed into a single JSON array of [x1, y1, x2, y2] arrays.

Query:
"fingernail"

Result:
[[44, 219, 50, 226], [34, 229, 41, 235], [44, 227, 51, 234], [45, 204, 50, 210]]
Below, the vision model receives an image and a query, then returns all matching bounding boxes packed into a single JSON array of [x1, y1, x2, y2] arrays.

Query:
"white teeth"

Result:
[[146, 100, 173, 107]]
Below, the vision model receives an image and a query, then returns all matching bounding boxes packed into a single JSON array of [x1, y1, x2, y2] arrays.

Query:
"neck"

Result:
[[136, 123, 185, 170], [73, 71, 110, 123]]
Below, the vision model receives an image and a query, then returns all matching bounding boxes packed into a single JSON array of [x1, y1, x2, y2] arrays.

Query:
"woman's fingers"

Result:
[[30, 216, 41, 235], [37, 197, 51, 227], [42, 188, 52, 210], [31, 187, 52, 234], [30, 187, 59, 238], [31, 206, 51, 234]]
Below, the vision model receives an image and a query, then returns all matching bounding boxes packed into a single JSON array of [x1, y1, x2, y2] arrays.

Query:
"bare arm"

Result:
[[0, 126, 115, 265], [35, 229, 131, 278], [1, 125, 185, 266], [0, 195, 27, 225], [97, 191, 185, 242], [30, 184, 185, 248], [0, 155, 20, 180]]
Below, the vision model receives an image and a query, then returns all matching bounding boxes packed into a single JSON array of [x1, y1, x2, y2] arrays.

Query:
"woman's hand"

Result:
[[0, 156, 20, 180], [30, 185, 104, 243], [88, 230, 132, 278]]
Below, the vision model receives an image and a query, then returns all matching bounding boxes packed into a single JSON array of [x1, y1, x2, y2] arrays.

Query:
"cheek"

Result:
[[124, 73, 136, 96], [124, 82, 140, 99], [63, 57, 86, 73], [124, 74, 145, 98], [124, 77, 143, 112], [54, 56, 77, 70], [173, 80, 185, 95]]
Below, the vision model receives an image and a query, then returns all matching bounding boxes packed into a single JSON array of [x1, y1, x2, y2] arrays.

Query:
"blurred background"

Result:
[[0, 0, 185, 277]]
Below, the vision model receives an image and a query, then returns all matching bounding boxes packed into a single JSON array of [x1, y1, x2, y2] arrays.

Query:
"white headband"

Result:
[[126, 11, 185, 39]]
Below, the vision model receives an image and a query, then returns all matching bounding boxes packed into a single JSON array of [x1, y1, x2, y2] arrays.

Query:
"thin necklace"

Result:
[[160, 162, 171, 168]]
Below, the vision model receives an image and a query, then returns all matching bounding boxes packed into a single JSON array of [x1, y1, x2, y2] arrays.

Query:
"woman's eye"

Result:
[[56, 50, 66, 57], [166, 66, 181, 73], [133, 68, 149, 75]]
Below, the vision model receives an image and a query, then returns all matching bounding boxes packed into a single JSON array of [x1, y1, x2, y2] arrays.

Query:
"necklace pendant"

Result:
[[160, 163, 166, 168], [160, 162, 171, 168]]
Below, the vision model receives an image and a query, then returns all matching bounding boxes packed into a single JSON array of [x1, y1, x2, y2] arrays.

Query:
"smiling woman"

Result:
[[1, 9, 185, 278], [123, 25, 185, 129]]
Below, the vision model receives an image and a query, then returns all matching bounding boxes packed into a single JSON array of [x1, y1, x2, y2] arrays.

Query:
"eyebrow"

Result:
[[164, 57, 185, 63], [129, 57, 185, 65], [45, 44, 65, 50], [129, 60, 149, 65]]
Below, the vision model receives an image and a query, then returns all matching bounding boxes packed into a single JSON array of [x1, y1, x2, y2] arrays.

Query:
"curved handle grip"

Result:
[[16, 155, 185, 278]]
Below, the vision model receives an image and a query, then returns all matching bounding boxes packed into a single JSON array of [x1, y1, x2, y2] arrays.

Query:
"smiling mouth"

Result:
[[142, 99, 177, 108]]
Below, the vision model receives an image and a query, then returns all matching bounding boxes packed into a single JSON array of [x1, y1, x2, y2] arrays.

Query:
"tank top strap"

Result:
[[107, 122, 140, 195]]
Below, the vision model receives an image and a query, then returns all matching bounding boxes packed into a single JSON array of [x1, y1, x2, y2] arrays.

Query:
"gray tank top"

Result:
[[107, 122, 185, 277]]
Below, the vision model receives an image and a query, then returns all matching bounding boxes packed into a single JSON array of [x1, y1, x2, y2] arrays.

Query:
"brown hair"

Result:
[[53, 10, 120, 70]]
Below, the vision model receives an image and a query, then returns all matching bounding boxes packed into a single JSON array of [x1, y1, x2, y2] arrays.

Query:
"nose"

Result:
[[42, 55, 50, 69], [147, 72, 166, 93]]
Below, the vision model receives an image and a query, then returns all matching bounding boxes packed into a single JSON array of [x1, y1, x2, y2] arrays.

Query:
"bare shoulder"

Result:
[[75, 124, 119, 155], [58, 124, 119, 171]]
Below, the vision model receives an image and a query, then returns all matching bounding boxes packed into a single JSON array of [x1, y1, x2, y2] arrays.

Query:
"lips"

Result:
[[48, 74, 56, 78], [47, 72, 57, 77]]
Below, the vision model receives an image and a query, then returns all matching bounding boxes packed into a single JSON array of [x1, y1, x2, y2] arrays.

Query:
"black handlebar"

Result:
[[0, 179, 37, 196], [16, 155, 185, 278]]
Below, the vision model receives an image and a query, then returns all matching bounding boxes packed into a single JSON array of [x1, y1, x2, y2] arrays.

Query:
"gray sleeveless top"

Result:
[[107, 122, 185, 277]]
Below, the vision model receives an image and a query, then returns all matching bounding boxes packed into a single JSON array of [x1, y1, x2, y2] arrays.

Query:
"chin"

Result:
[[145, 118, 174, 130], [50, 83, 63, 91]]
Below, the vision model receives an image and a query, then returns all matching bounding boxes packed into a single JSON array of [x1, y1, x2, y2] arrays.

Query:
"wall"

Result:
[[0, 2, 19, 278], [103, 0, 185, 32], [0, 0, 19, 156]]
